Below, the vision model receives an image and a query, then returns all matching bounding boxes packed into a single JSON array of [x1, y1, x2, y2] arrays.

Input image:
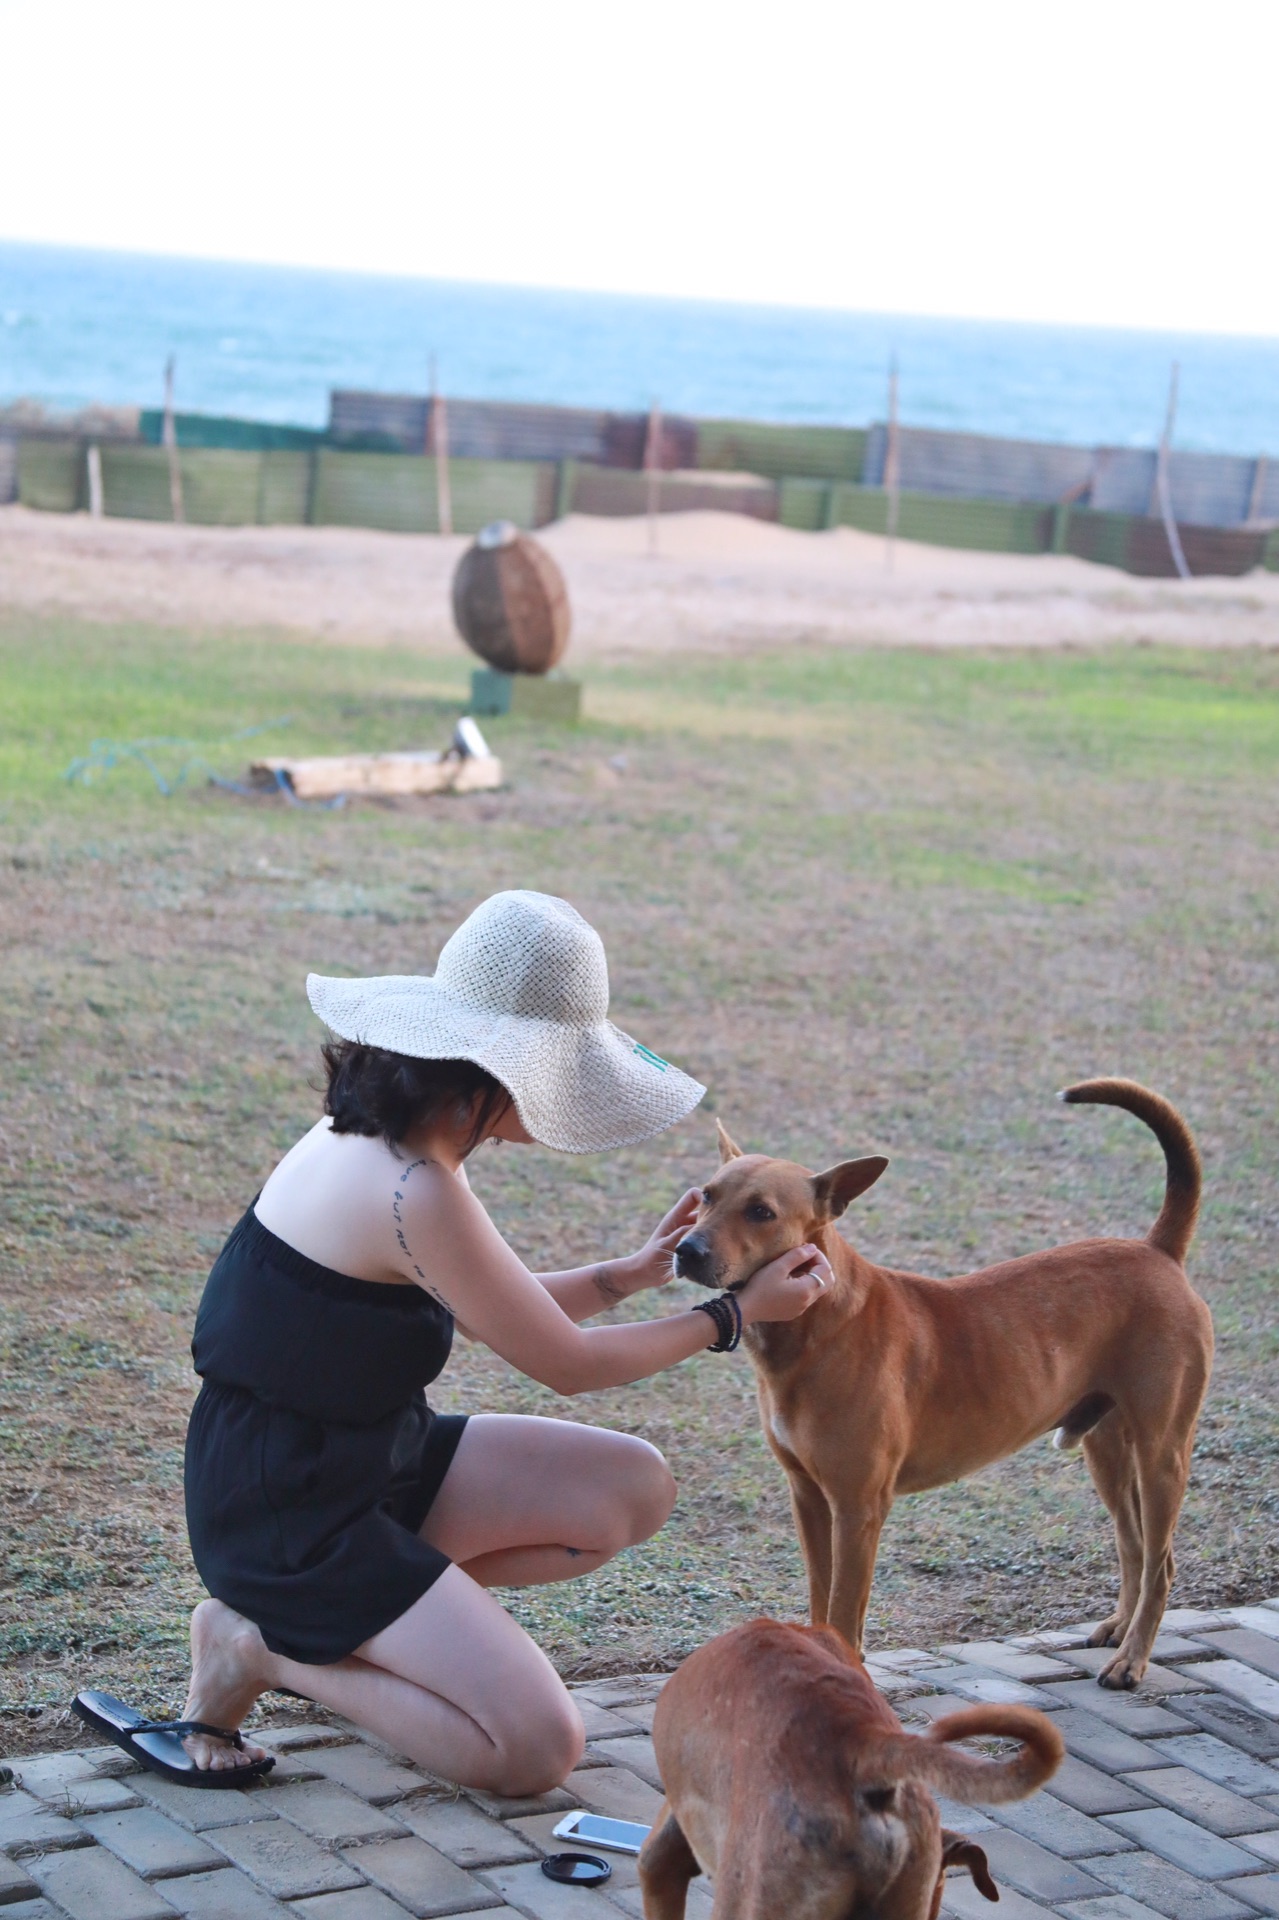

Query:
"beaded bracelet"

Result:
[[692, 1290, 743, 1353]]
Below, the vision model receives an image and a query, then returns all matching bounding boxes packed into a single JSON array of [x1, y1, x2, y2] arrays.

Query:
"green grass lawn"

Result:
[[2, 613, 1276, 1751]]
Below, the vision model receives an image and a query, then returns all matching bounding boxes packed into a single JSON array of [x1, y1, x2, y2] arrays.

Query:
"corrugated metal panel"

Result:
[[327, 391, 694, 468], [697, 419, 867, 482], [138, 410, 322, 452], [257, 450, 314, 525], [0, 434, 19, 505], [98, 446, 263, 524], [18, 438, 83, 511], [570, 466, 778, 520], [863, 424, 1094, 504], [328, 391, 430, 452], [312, 449, 555, 533]]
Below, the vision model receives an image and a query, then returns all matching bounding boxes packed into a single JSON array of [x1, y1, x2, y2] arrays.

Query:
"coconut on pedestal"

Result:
[[452, 521, 579, 720]]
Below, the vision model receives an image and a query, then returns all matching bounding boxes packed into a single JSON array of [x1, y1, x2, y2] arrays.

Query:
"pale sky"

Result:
[[1, 0, 1276, 337]]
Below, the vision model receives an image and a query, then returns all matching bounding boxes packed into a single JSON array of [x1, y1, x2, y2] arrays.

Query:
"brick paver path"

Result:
[[4, 1599, 1278, 1919]]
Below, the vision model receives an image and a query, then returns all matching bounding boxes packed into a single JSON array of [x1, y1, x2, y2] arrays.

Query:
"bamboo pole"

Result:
[[1154, 361, 1191, 580], [162, 355, 184, 524], [86, 443, 103, 518], [884, 355, 900, 571], [644, 398, 662, 557]]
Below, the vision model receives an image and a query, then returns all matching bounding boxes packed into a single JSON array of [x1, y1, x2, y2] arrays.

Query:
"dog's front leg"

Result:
[[825, 1492, 892, 1654], [787, 1467, 836, 1624], [639, 1805, 701, 1920]]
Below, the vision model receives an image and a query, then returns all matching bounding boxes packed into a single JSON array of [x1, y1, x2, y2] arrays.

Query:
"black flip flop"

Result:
[[72, 1690, 276, 1788]]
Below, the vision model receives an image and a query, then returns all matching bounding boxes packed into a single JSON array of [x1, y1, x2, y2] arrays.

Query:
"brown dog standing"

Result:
[[640, 1618, 1063, 1920], [674, 1081, 1213, 1689]]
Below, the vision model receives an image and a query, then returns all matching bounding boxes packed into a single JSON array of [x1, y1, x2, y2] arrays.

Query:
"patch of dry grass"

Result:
[[1, 617, 1275, 1754]]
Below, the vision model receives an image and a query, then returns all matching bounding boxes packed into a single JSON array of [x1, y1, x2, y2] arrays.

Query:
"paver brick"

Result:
[[1237, 1837, 1279, 1868], [1101, 1810, 1270, 1879], [294, 1890, 429, 1920], [255, 1726, 356, 1752], [1052, 1756, 1158, 1816], [509, 1811, 640, 1887], [0, 1788, 89, 1855], [0, 1853, 39, 1904], [585, 1737, 661, 1791], [571, 1679, 664, 1711], [0, 1902, 62, 1919], [1044, 1684, 1194, 1736], [934, 1666, 1059, 1708], [266, 1779, 406, 1844], [1193, 1637, 1279, 1683], [1064, 1653, 1209, 1696], [575, 1702, 645, 1740], [11, 1753, 106, 1798], [1158, 1638, 1227, 1664], [398, 1796, 538, 1867], [1191, 1665, 1279, 1722], [1145, 1739, 1279, 1798], [28, 1844, 179, 1919], [990, 1792, 1136, 1856], [1224, 1612, 1279, 1642], [466, 1785, 576, 1821], [1059, 1896, 1171, 1920], [209, 1819, 364, 1898], [614, 1701, 657, 1734], [481, 1859, 626, 1920], [1220, 1873, 1279, 1915], [563, 1767, 664, 1824], [128, 1772, 279, 1831], [938, 1640, 1082, 1681], [158, 1865, 292, 1917], [1011, 1629, 1099, 1651], [611, 1879, 715, 1920], [941, 1877, 1057, 1920], [933, 1793, 995, 1833], [81, 1806, 225, 1879], [304, 1741, 433, 1804], [1046, 1710, 1161, 1773], [974, 1828, 1108, 1900], [1179, 1697, 1279, 1760], [1262, 1801, 1279, 1819], [341, 1835, 500, 1915], [34, 1775, 142, 1815], [1163, 1614, 1238, 1635], [1077, 1851, 1255, 1920], [1119, 1769, 1279, 1837]]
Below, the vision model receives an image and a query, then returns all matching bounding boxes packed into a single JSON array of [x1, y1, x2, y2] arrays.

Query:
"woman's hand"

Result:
[[612, 1188, 701, 1297], [735, 1243, 833, 1325]]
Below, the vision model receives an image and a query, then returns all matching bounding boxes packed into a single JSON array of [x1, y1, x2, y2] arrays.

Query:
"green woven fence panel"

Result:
[[896, 492, 1052, 554], [1063, 509, 1138, 572], [778, 477, 827, 530], [1265, 528, 1279, 572], [257, 450, 314, 525], [313, 450, 552, 533], [138, 410, 323, 451], [697, 419, 868, 482], [18, 439, 83, 511], [100, 446, 262, 523]]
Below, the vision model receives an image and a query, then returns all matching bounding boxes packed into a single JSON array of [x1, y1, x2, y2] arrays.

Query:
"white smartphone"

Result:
[[551, 1811, 651, 1856]]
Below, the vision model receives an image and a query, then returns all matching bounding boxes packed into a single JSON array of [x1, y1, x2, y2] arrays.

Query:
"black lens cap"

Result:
[[541, 1852, 613, 1886]]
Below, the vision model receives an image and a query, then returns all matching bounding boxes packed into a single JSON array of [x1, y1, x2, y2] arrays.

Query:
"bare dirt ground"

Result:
[[3, 503, 1279, 654]]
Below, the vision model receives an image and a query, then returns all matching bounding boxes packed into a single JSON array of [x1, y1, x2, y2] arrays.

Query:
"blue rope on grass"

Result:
[[63, 719, 305, 799]]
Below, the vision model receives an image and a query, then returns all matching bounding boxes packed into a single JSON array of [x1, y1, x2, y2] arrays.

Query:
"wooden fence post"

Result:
[[162, 355, 185, 524], [1153, 362, 1191, 580], [884, 356, 901, 569], [426, 359, 453, 536], [644, 399, 662, 556]]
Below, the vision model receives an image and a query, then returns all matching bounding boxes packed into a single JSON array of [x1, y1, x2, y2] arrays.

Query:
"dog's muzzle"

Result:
[[674, 1233, 719, 1288]]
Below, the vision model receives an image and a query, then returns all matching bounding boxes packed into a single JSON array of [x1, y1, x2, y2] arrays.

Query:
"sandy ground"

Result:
[[3, 504, 1278, 652]]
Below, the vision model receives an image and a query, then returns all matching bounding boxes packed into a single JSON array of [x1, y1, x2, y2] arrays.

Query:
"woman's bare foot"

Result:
[[181, 1600, 273, 1771]]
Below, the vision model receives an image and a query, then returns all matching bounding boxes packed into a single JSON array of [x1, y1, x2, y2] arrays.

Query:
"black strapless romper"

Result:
[[184, 1204, 468, 1666]]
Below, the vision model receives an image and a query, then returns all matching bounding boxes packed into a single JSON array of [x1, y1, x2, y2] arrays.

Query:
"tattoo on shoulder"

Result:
[[391, 1159, 456, 1311]]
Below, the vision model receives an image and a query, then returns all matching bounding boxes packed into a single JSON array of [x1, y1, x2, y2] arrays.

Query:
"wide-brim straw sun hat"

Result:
[[307, 890, 705, 1153]]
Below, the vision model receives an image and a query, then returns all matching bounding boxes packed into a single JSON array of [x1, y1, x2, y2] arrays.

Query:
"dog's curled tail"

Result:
[[917, 1705, 1065, 1805], [1059, 1077, 1201, 1266]]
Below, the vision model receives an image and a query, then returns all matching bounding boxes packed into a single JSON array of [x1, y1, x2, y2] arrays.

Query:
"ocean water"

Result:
[[3, 241, 1278, 457]]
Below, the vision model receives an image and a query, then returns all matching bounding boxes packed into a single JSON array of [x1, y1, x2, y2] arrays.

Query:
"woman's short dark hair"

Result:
[[322, 1041, 511, 1153]]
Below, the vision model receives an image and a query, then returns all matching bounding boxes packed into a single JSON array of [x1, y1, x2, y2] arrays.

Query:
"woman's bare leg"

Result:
[[420, 1413, 676, 1586], [183, 1568, 583, 1792]]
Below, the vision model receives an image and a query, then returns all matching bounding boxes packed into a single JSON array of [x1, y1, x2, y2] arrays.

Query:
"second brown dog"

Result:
[[640, 1618, 1063, 1920], [674, 1080, 1213, 1688]]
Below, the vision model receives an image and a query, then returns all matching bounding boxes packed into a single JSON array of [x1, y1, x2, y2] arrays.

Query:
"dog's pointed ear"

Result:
[[940, 1834, 998, 1902], [812, 1155, 888, 1219], [716, 1119, 744, 1164]]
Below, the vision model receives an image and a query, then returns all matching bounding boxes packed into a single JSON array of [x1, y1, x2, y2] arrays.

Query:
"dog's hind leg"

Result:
[[639, 1805, 700, 1920], [1081, 1415, 1144, 1653], [788, 1468, 836, 1625], [1097, 1424, 1194, 1690]]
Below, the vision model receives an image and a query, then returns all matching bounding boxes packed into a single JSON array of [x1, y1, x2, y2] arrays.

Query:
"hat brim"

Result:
[[307, 973, 705, 1154]]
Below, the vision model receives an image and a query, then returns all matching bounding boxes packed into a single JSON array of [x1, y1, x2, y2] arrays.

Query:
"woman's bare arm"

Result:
[[392, 1162, 826, 1394], [532, 1188, 701, 1323]]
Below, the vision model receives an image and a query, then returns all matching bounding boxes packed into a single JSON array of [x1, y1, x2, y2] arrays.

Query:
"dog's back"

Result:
[[642, 1620, 1063, 1920]]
